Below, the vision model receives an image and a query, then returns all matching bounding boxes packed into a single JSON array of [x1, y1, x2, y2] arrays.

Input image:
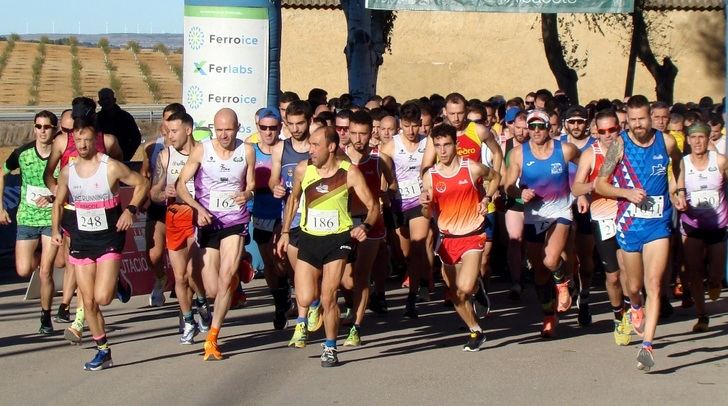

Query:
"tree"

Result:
[[541, 14, 580, 104], [341, 0, 395, 105]]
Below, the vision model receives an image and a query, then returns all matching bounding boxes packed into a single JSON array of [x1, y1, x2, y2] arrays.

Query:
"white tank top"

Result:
[[69, 154, 120, 232], [392, 133, 427, 211], [166, 145, 194, 203]]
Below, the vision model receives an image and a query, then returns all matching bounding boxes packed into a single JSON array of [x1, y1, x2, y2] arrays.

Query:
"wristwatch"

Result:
[[362, 222, 373, 232], [126, 205, 138, 215]]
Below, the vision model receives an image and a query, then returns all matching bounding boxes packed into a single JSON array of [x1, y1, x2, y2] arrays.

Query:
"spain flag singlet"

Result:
[[430, 158, 484, 236]]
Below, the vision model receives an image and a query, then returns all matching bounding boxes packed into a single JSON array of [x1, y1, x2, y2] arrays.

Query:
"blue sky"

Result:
[[2, 0, 184, 34]]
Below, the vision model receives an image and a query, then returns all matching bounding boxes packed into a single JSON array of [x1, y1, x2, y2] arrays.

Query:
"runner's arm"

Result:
[[176, 144, 206, 213], [149, 149, 168, 204], [111, 158, 150, 231], [378, 151, 398, 193], [665, 133, 681, 195], [280, 160, 306, 233], [571, 148, 595, 197], [140, 142, 154, 179], [674, 158, 687, 211], [504, 146, 523, 199], [268, 142, 283, 190], [44, 136, 64, 193], [236, 143, 256, 204], [594, 137, 630, 199], [479, 124, 503, 198], [0, 165, 8, 224], [51, 167, 70, 244], [420, 170, 433, 219], [348, 164, 380, 241], [420, 137, 436, 176], [104, 133, 124, 161]]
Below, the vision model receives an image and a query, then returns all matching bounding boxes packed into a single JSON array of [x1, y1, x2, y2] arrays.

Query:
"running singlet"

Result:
[[281, 138, 309, 228], [349, 154, 380, 216], [68, 155, 122, 236], [560, 133, 594, 186], [457, 122, 481, 161], [505, 144, 523, 206], [587, 141, 618, 221], [61, 131, 107, 168], [300, 160, 353, 236], [430, 158, 484, 236], [392, 133, 427, 212], [194, 139, 250, 230], [166, 145, 194, 204], [4, 142, 53, 226], [680, 151, 728, 230], [252, 143, 283, 230], [520, 140, 572, 226], [149, 136, 166, 176], [613, 130, 672, 236]]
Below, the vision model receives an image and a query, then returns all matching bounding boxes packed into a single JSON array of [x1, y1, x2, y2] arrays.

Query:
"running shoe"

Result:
[[54, 304, 71, 323], [540, 315, 558, 338], [508, 283, 522, 301], [149, 275, 167, 307], [340, 306, 355, 326], [38, 321, 53, 335], [238, 258, 255, 284], [320, 344, 339, 367], [636, 345, 655, 371], [197, 303, 212, 333], [203, 340, 222, 361], [417, 285, 430, 302], [681, 295, 694, 309], [368, 292, 388, 314], [673, 282, 684, 299], [621, 311, 634, 336], [613, 320, 630, 346], [577, 296, 592, 327], [462, 331, 486, 352], [116, 278, 131, 304], [692, 315, 709, 333], [288, 322, 308, 348], [554, 281, 572, 313], [343, 326, 361, 347], [404, 296, 418, 319], [473, 279, 491, 318], [64, 325, 83, 345], [180, 321, 199, 345], [401, 276, 410, 288], [84, 348, 112, 371], [630, 307, 645, 337], [708, 284, 721, 301], [307, 304, 323, 332]]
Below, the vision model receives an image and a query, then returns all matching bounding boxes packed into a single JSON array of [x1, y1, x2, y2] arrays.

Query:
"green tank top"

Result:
[[300, 160, 353, 236], [3, 141, 56, 227]]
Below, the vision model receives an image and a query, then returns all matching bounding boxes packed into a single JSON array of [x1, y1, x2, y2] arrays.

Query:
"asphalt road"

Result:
[[0, 278, 726, 405]]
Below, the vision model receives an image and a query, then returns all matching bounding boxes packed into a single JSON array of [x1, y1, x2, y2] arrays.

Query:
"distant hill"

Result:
[[9, 34, 183, 50]]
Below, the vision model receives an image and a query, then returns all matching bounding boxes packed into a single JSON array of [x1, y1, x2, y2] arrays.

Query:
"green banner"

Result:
[[185, 5, 268, 19], [365, 0, 634, 13]]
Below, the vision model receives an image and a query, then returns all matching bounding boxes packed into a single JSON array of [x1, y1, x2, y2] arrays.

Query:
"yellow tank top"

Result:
[[300, 160, 353, 236]]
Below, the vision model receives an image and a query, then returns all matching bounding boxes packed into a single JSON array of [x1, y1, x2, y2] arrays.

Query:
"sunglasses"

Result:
[[335, 126, 349, 132], [35, 124, 54, 130], [259, 125, 278, 131], [596, 127, 620, 135], [566, 119, 587, 125], [528, 123, 548, 130]]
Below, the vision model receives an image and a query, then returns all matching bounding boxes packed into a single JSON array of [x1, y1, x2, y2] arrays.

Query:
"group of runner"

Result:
[[1, 90, 726, 372]]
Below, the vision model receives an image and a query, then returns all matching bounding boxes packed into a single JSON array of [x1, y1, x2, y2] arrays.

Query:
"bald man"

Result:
[[176, 108, 256, 361]]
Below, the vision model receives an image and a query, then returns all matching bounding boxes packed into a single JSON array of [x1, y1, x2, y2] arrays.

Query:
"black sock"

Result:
[[552, 261, 566, 284], [612, 305, 623, 321], [536, 283, 554, 315], [271, 288, 288, 311], [420, 279, 430, 288], [623, 296, 631, 310], [41, 309, 51, 324]]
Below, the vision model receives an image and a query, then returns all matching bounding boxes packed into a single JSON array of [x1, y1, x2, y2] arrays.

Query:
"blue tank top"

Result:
[[520, 139, 572, 223], [614, 130, 672, 235], [560, 134, 594, 187], [253, 143, 283, 219], [280, 138, 309, 228]]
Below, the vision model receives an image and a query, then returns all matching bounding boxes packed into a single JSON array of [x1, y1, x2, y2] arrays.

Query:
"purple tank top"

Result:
[[681, 151, 728, 230]]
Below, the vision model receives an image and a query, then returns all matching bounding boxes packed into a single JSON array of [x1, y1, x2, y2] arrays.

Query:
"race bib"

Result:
[[597, 218, 617, 240], [25, 185, 51, 207], [308, 209, 339, 233], [76, 208, 108, 232], [690, 190, 720, 210], [253, 217, 277, 232], [399, 179, 421, 200], [631, 196, 664, 219], [209, 190, 239, 212]]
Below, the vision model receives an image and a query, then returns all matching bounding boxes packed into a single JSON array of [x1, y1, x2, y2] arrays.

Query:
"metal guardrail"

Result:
[[0, 104, 166, 122]]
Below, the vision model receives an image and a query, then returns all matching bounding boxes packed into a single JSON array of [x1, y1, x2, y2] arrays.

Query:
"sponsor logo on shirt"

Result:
[[550, 163, 563, 174]]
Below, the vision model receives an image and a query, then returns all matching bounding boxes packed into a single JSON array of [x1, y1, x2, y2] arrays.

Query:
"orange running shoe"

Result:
[[203, 340, 222, 361], [540, 315, 558, 338], [673, 282, 684, 299], [238, 257, 255, 284], [554, 281, 572, 313], [401, 276, 410, 288], [630, 307, 645, 337]]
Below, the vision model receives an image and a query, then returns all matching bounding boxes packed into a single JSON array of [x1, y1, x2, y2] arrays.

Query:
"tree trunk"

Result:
[[632, 10, 677, 104], [342, 0, 379, 105], [268, 0, 282, 108], [541, 14, 579, 105]]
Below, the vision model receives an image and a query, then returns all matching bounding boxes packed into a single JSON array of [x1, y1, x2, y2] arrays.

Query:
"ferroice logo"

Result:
[[188, 26, 205, 50], [186, 85, 204, 109], [194, 61, 207, 75]]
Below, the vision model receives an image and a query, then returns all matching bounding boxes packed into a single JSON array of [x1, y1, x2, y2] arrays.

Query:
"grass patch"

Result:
[[0, 34, 18, 80], [28, 37, 48, 105]]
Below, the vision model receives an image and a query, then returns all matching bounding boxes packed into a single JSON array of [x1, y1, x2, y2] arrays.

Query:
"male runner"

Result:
[[420, 124, 492, 351], [276, 126, 379, 367], [505, 109, 580, 338], [595, 95, 682, 371], [176, 108, 256, 361], [51, 118, 149, 370], [0, 110, 61, 334], [149, 111, 211, 344]]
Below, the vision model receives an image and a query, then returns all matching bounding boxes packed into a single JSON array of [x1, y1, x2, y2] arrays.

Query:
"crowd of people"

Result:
[[0, 87, 725, 372]]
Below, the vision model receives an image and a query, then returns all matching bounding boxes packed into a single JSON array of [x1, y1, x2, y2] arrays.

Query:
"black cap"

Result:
[[564, 105, 588, 121], [71, 97, 96, 120]]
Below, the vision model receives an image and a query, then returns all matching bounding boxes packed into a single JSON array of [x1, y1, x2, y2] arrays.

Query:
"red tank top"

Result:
[[456, 122, 482, 162], [430, 158, 484, 236], [588, 141, 618, 221], [61, 131, 107, 168], [350, 154, 380, 215]]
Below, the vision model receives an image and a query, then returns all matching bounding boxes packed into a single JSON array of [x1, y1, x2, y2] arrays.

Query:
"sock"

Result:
[[642, 340, 652, 348], [207, 327, 220, 342], [631, 304, 642, 311], [74, 307, 85, 324], [272, 288, 289, 311], [183, 311, 194, 324], [612, 305, 624, 321], [94, 334, 108, 350], [296, 316, 307, 325], [353, 324, 361, 333], [324, 339, 337, 349], [551, 261, 566, 284], [536, 283, 554, 315], [196, 296, 208, 308], [623, 296, 631, 310], [579, 289, 590, 302], [469, 325, 483, 333], [41, 309, 51, 324], [311, 299, 320, 308]]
